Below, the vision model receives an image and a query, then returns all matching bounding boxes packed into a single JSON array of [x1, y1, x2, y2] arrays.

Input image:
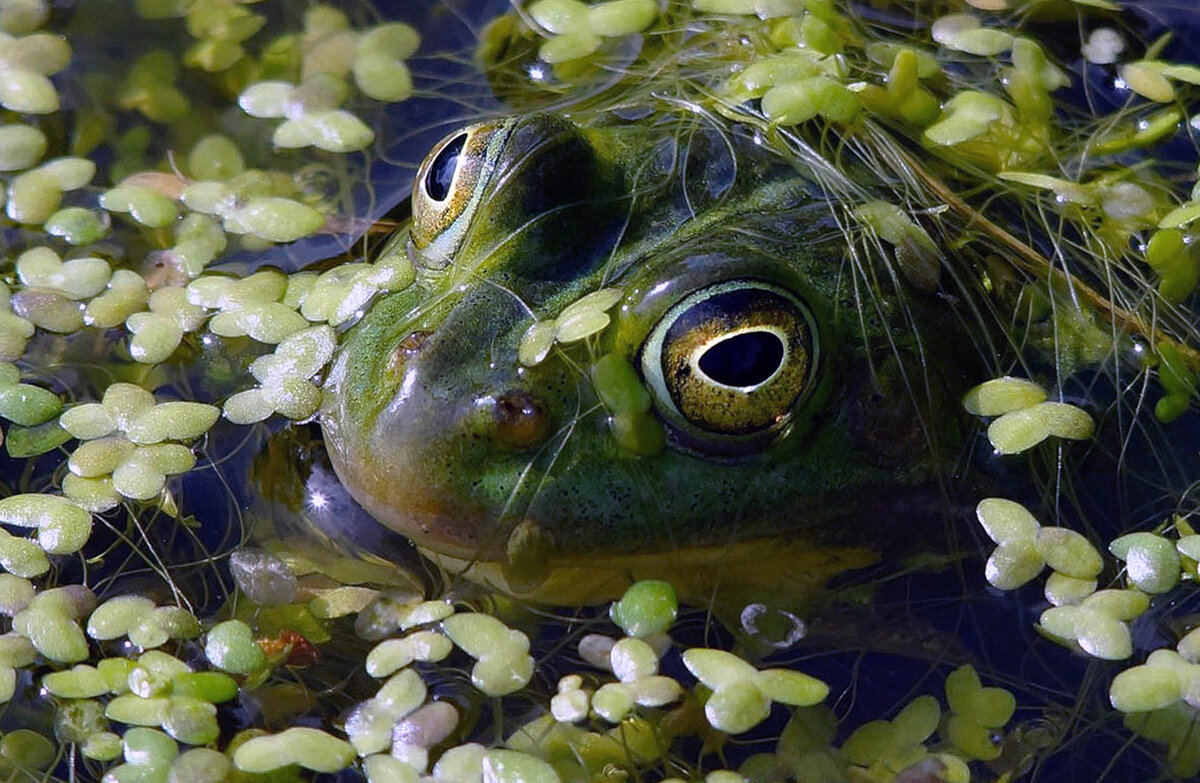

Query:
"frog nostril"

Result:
[[493, 390, 551, 450], [388, 330, 434, 375]]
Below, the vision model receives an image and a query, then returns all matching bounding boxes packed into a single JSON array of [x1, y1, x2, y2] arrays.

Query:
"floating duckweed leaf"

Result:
[[1111, 531, 1181, 594], [347, 668, 427, 753], [483, 750, 562, 783], [984, 541, 1044, 590], [0, 382, 61, 427], [186, 134, 244, 181], [1034, 527, 1102, 579], [5, 169, 60, 224], [230, 197, 325, 243], [923, 91, 1004, 146], [85, 270, 149, 329], [591, 353, 651, 414], [0, 68, 58, 113], [1039, 605, 1133, 659], [762, 76, 859, 124], [10, 288, 84, 332], [365, 631, 453, 678], [975, 497, 1039, 544], [592, 681, 636, 721], [0, 575, 33, 616], [0, 123, 46, 171], [44, 206, 110, 245], [756, 669, 829, 706], [551, 678, 590, 723], [86, 595, 156, 640], [0, 492, 91, 554], [18, 249, 109, 301], [683, 648, 758, 688], [100, 184, 178, 228], [586, 0, 657, 36], [68, 438, 133, 478], [1093, 107, 1182, 154], [172, 672, 238, 704], [1178, 534, 1200, 561], [610, 580, 677, 637], [162, 696, 219, 745], [554, 307, 609, 343], [1120, 62, 1176, 103], [169, 748, 233, 782], [529, 0, 588, 33], [963, 376, 1047, 417], [1044, 572, 1097, 606], [1111, 666, 1182, 713], [610, 637, 658, 683], [0, 634, 34, 669], [1159, 203, 1200, 229], [43, 664, 108, 699], [204, 620, 266, 675], [987, 400, 1093, 454], [539, 30, 602, 63], [352, 24, 418, 102], [694, 0, 799, 18], [931, 14, 1013, 57], [273, 109, 374, 153], [706, 681, 772, 733], [1073, 609, 1134, 659], [519, 320, 557, 366], [1080, 589, 1149, 621], [443, 613, 532, 693], [14, 605, 89, 662]]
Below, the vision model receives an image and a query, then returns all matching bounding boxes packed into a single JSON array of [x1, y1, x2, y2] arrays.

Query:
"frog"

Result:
[[320, 109, 981, 606]]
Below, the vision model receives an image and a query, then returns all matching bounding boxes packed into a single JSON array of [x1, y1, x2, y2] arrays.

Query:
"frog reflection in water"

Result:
[[320, 112, 974, 606]]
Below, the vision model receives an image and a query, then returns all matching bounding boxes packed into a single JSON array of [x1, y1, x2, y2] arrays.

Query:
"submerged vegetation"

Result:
[[1, 0, 1200, 780]]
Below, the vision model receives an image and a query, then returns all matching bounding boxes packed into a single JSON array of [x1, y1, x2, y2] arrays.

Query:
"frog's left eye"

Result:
[[410, 119, 510, 269], [641, 280, 818, 447]]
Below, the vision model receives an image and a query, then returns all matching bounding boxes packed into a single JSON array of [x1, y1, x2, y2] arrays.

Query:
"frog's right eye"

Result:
[[410, 119, 511, 269]]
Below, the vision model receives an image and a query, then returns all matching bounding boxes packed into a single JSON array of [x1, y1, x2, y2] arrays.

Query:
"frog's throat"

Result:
[[419, 537, 879, 606]]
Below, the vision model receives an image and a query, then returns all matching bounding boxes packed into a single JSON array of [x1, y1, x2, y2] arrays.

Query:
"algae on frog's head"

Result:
[[3, 0, 1200, 780]]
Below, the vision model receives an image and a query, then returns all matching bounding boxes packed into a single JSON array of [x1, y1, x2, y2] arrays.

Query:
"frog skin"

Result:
[[321, 111, 978, 605]]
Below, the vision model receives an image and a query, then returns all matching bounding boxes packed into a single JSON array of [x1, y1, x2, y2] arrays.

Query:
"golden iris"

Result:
[[642, 280, 816, 438], [409, 119, 510, 269]]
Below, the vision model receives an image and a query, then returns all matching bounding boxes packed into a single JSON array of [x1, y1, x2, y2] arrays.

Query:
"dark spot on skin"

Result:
[[493, 390, 551, 450]]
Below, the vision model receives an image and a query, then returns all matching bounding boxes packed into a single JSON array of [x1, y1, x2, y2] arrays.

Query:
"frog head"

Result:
[[321, 113, 975, 604]]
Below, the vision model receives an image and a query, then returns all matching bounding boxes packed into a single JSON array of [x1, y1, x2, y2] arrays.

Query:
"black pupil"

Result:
[[425, 133, 467, 201], [698, 331, 784, 388]]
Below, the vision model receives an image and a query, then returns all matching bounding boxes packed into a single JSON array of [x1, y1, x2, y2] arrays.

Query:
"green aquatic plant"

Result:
[[2, 0, 1200, 780]]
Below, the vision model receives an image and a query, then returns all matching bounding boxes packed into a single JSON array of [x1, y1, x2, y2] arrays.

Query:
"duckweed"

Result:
[[442, 613, 535, 697], [365, 631, 453, 678], [1111, 531, 1182, 594], [528, 0, 657, 63], [0, 123, 45, 171], [0, 369, 61, 427], [609, 579, 677, 637], [941, 665, 1015, 760], [203, 620, 265, 675], [682, 648, 828, 733]]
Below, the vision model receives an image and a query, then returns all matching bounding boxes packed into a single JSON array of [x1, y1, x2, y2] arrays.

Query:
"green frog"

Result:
[[320, 110, 976, 605]]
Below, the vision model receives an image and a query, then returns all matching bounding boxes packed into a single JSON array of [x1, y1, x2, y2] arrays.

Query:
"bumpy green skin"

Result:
[[322, 114, 973, 573]]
